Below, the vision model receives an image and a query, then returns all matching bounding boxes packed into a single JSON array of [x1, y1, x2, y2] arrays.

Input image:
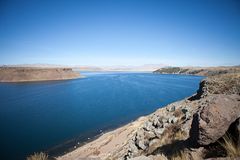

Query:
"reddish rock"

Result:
[[197, 94, 240, 145]]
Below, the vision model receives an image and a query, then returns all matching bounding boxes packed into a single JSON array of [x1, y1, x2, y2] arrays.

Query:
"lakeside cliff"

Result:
[[57, 71, 240, 160], [0, 67, 81, 82]]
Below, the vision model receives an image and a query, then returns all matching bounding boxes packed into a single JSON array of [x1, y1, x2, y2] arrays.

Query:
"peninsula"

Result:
[[0, 67, 81, 82]]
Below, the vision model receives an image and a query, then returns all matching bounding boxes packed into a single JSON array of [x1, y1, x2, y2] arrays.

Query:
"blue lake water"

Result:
[[0, 72, 203, 160]]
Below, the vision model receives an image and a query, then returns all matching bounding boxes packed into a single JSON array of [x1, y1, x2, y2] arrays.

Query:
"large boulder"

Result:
[[197, 94, 240, 145]]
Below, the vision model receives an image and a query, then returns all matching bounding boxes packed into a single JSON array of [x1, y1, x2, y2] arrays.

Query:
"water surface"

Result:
[[0, 72, 203, 159]]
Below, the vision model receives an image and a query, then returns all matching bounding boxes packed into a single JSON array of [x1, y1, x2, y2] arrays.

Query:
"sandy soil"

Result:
[[57, 117, 147, 160]]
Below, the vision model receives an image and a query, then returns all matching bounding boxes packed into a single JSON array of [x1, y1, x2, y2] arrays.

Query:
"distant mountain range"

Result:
[[1, 64, 168, 72], [3, 64, 239, 72]]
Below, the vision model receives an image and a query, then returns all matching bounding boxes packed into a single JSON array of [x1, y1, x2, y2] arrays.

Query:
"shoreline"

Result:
[[49, 113, 154, 158], [57, 116, 148, 160], [48, 120, 131, 157], [56, 71, 240, 160], [55, 96, 194, 160], [53, 73, 203, 159], [51, 83, 200, 159]]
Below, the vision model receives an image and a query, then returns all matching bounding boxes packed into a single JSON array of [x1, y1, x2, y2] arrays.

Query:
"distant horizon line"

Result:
[[1, 63, 239, 68]]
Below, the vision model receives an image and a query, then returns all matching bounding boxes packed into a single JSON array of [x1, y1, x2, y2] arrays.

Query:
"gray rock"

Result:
[[143, 121, 153, 131], [168, 116, 178, 124], [129, 140, 139, 154], [182, 109, 191, 120], [152, 117, 163, 128], [162, 117, 168, 124], [149, 138, 161, 147], [166, 105, 175, 112], [163, 122, 170, 129], [135, 129, 149, 150], [136, 139, 147, 150], [154, 128, 164, 137], [145, 131, 156, 139]]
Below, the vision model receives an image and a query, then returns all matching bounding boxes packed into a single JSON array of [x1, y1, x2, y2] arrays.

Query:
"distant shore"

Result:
[[0, 67, 82, 82], [153, 66, 240, 76]]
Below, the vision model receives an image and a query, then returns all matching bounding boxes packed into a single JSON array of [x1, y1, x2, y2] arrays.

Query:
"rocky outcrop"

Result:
[[197, 94, 240, 145], [0, 67, 81, 82], [189, 73, 240, 100], [58, 73, 240, 160], [200, 73, 240, 95]]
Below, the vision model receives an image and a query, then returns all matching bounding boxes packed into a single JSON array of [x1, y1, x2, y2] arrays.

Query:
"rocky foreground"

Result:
[[0, 67, 81, 82], [58, 72, 240, 160]]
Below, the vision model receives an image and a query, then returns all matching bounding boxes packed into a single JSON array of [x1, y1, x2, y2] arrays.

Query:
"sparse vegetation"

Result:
[[26, 152, 48, 160], [219, 133, 240, 158], [154, 67, 181, 74], [170, 151, 188, 160], [205, 73, 240, 95], [152, 125, 189, 158], [153, 66, 240, 76]]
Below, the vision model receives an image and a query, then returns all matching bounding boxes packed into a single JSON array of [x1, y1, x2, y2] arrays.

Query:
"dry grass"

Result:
[[26, 152, 48, 160], [151, 153, 168, 160], [173, 109, 182, 118], [173, 130, 187, 141], [153, 151, 189, 160], [152, 125, 190, 159], [219, 134, 240, 158], [162, 125, 187, 144], [170, 151, 188, 160], [206, 73, 240, 95]]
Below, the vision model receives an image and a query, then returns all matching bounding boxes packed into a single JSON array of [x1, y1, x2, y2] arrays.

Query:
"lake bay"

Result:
[[0, 72, 203, 160]]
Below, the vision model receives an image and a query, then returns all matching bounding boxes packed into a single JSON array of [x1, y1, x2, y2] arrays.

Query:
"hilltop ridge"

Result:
[[153, 66, 240, 76]]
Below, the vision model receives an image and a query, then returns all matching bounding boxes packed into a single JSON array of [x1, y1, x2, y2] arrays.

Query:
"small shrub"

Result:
[[26, 152, 48, 160]]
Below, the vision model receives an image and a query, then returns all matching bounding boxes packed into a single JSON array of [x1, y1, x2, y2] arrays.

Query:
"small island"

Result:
[[0, 67, 82, 82]]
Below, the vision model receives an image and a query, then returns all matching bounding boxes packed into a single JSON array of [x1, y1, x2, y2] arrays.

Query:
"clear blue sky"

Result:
[[0, 0, 239, 66]]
